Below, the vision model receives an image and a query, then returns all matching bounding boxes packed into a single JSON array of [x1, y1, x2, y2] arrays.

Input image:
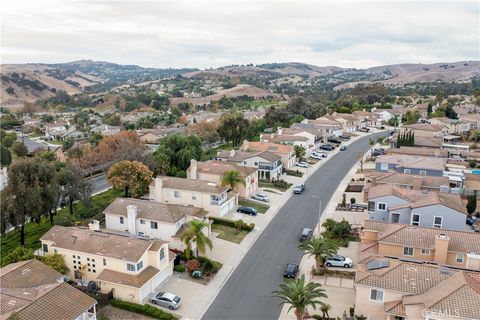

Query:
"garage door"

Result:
[[152, 265, 172, 288]]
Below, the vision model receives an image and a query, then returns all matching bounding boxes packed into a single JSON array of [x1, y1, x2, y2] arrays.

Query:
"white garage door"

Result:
[[152, 266, 172, 288]]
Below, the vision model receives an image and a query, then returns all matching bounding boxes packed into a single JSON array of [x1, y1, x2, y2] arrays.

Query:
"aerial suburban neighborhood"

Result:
[[1, 1, 480, 320]]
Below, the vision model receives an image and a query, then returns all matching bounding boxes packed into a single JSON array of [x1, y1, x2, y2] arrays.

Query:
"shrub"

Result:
[[273, 179, 292, 190], [197, 256, 222, 274], [173, 265, 185, 273], [209, 217, 255, 232], [110, 299, 177, 320], [469, 161, 477, 168], [185, 259, 200, 273], [284, 169, 303, 177], [322, 218, 352, 240], [350, 198, 356, 204]]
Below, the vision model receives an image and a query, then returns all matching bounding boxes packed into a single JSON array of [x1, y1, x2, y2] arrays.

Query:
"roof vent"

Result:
[[439, 266, 451, 276]]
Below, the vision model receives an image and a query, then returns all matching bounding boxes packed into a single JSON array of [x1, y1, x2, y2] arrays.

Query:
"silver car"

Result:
[[325, 255, 353, 268], [251, 193, 269, 202], [151, 292, 182, 310]]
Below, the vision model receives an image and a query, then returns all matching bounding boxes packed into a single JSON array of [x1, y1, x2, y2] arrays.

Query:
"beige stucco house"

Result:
[[186, 159, 258, 198], [40, 225, 173, 304], [240, 140, 296, 169]]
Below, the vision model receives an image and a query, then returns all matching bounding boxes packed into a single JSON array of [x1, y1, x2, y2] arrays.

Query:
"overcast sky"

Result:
[[1, 0, 479, 69]]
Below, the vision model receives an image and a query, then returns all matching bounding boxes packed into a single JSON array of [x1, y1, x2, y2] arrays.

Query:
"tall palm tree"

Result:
[[180, 220, 213, 259], [320, 303, 331, 319], [298, 237, 339, 271], [272, 275, 328, 320], [221, 170, 245, 191]]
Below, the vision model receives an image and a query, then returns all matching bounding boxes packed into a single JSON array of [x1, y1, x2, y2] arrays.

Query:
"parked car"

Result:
[[372, 148, 385, 156], [284, 263, 299, 278], [315, 150, 328, 158], [325, 255, 353, 268], [339, 135, 351, 140], [151, 292, 182, 310], [293, 183, 305, 194], [299, 227, 313, 241], [237, 206, 257, 216], [466, 215, 476, 226], [296, 161, 309, 168], [340, 145, 347, 151], [320, 144, 334, 151], [251, 193, 269, 202], [328, 138, 342, 144], [359, 127, 370, 132], [310, 153, 323, 160]]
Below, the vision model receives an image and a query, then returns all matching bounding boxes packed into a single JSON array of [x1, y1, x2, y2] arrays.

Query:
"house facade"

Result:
[[240, 140, 296, 169], [375, 154, 445, 176], [40, 225, 173, 304]]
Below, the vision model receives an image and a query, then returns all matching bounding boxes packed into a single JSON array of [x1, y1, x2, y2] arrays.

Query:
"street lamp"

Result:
[[312, 195, 323, 234]]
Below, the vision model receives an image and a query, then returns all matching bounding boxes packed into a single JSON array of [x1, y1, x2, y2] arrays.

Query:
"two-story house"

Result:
[[186, 159, 258, 198], [366, 184, 467, 231], [360, 220, 480, 271], [365, 172, 451, 193], [259, 132, 311, 152], [240, 140, 296, 169], [216, 149, 283, 181], [0, 259, 97, 320], [40, 225, 173, 304], [149, 176, 237, 216], [104, 198, 210, 250], [375, 154, 446, 176]]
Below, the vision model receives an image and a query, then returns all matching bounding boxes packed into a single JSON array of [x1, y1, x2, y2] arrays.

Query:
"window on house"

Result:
[[140, 219, 145, 224], [53, 249, 58, 254], [403, 247, 414, 256], [411, 214, 420, 226], [42, 244, 48, 253], [254, 162, 258, 166], [88, 268, 91, 272], [151, 221, 158, 229], [136, 261, 144, 271], [120, 217, 124, 224], [92, 259, 95, 262], [377, 203, 387, 211], [433, 216, 443, 228], [192, 194, 197, 200], [127, 263, 136, 271], [87, 258, 90, 261], [92, 269, 96, 273], [369, 289, 384, 301], [419, 170, 427, 176], [92, 264, 96, 268], [174, 191, 181, 198], [421, 249, 431, 255], [456, 254, 464, 263], [403, 169, 411, 174], [243, 160, 247, 165], [380, 163, 388, 171], [103, 258, 107, 266], [160, 248, 165, 261], [368, 201, 375, 211], [87, 263, 91, 267]]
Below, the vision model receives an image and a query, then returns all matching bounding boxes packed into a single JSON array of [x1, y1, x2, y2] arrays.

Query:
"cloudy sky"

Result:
[[1, 0, 478, 69]]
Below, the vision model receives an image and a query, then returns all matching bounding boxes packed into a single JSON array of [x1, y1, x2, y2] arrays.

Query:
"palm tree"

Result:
[[320, 303, 331, 319], [180, 220, 212, 259], [221, 170, 245, 191], [298, 237, 339, 271], [272, 275, 328, 320]]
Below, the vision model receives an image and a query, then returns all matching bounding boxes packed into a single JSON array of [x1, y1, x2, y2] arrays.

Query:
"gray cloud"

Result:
[[1, 0, 478, 68]]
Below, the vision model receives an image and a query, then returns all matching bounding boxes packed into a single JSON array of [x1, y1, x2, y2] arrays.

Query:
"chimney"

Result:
[[126, 204, 137, 236], [229, 149, 235, 157], [434, 234, 450, 264], [190, 159, 198, 180], [88, 220, 100, 231], [412, 176, 423, 190], [277, 127, 283, 135], [465, 253, 480, 271], [242, 140, 249, 151]]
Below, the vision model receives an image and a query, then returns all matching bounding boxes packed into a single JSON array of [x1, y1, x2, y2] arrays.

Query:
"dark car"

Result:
[[372, 148, 385, 156], [284, 263, 299, 278], [466, 215, 476, 226], [299, 228, 313, 241], [237, 206, 257, 216], [320, 144, 334, 151], [327, 138, 341, 144], [359, 127, 370, 132], [339, 135, 351, 140]]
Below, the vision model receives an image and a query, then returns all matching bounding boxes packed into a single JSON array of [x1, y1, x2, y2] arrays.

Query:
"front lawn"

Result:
[[0, 188, 123, 266], [238, 198, 269, 213], [258, 179, 292, 192], [211, 223, 249, 244]]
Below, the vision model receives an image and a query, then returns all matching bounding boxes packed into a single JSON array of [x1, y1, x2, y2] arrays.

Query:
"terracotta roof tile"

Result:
[[97, 266, 160, 288]]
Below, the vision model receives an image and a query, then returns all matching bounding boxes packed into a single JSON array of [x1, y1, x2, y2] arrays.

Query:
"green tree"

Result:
[[466, 195, 477, 215], [217, 110, 250, 147], [58, 162, 91, 216], [272, 275, 328, 320], [154, 134, 203, 176], [39, 254, 69, 274], [403, 109, 420, 125], [62, 137, 75, 151], [221, 170, 245, 191], [294, 145, 306, 161], [108, 160, 153, 197], [320, 303, 332, 320], [11, 142, 28, 157], [0, 130, 17, 148], [445, 105, 458, 119], [2, 246, 34, 266], [180, 220, 212, 259], [298, 236, 339, 271], [1, 146, 12, 166]]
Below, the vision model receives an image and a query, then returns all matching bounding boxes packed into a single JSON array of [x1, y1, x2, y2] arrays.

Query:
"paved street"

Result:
[[202, 132, 387, 320], [85, 173, 110, 195]]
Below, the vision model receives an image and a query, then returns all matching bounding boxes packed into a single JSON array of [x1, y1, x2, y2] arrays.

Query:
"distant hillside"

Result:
[[0, 60, 196, 107]]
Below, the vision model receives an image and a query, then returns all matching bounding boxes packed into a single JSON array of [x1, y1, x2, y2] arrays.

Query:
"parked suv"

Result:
[[251, 193, 269, 202], [325, 255, 353, 268], [237, 206, 257, 216], [293, 183, 305, 194], [299, 228, 313, 241], [320, 144, 334, 151], [151, 292, 182, 310]]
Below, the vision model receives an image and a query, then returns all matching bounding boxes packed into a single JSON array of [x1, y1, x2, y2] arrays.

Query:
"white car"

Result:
[[296, 161, 309, 168], [325, 255, 353, 268], [251, 193, 270, 202], [310, 154, 322, 160], [151, 292, 182, 310]]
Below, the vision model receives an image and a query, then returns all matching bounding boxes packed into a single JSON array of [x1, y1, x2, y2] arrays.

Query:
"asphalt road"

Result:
[[85, 173, 110, 195], [202, 132, 387, 320]]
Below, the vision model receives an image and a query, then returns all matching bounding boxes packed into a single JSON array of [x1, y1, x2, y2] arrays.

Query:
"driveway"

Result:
[[202, 132, 386, 320]]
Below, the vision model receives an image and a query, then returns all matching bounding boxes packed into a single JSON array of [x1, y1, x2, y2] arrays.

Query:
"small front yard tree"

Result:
[[180, 220, 212, 259], [294, 145, 306, 161], [272, 274, 328, 320], [298, 236, 339, 271], [221, 170, 245, 192], [107, 160, 153, 198], [467, 195, 477, 215]]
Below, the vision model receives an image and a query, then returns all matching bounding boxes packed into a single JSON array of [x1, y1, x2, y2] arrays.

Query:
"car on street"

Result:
[[325, 255, 353, 268], [340, 145, 347, 151], [237, 206, 257, 216], [299, 227, 313, 241], [296, 161, 309, 168], [151, 292, 182, 310], [293, 183, 305, 194], [251, 193, 269, 202], [284, 263, 299, 278], [320, 144, 334, 151]]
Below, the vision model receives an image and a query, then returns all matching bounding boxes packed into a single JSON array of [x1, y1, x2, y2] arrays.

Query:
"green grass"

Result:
[[238, 198, 269, 213], [211, 223, 249, 244], [47, 140, 64, 145], [0, 188, 123, 266], [258, 181, 292, 192], [263, 188, 281, 194], [110, 299, 177, 320]]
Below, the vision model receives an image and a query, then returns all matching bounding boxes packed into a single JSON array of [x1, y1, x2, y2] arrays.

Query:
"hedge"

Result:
[[209, 216, 255, 231], [110, 299, 178, 320]]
